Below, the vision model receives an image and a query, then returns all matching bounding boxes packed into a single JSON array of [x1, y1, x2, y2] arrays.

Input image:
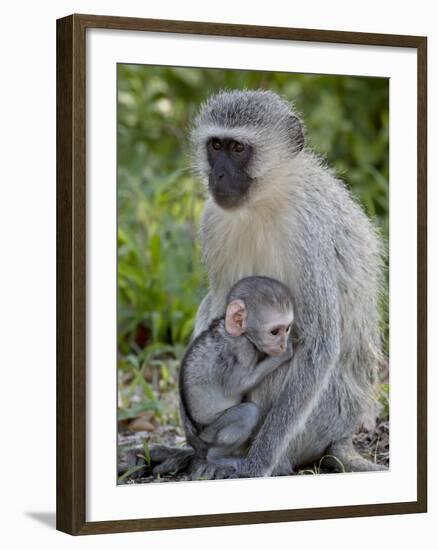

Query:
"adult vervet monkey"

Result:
[[185, 89, 385, 478], [139, 89, 385, 480]]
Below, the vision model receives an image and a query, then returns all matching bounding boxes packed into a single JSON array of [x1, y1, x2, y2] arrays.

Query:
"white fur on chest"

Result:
[[203, 200, 297, 312]]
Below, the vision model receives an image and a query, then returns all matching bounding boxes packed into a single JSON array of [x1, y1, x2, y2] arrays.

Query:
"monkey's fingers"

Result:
[[152, 458, 179, 476], [212, 466, 239, 480], [189, 461, 218, 481], [189, 460, 239, 480]]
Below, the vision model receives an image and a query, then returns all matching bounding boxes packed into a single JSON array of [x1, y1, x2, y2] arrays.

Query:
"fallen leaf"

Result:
[[128, 418, 155, 432]]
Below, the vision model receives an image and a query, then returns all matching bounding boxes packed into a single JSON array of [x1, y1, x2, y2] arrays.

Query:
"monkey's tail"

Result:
[[325, 438, 387, 472], [151, 445, 195, 475], [123, 400, 208, 477], [118, 444, 195, 479]]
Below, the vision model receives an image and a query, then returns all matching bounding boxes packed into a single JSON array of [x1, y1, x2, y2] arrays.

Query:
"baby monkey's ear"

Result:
[[225, 299, 247, 337]]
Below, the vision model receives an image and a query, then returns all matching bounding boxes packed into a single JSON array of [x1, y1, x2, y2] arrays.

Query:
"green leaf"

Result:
[[143, 441, 152, 469], [149, 233, 161, 265]]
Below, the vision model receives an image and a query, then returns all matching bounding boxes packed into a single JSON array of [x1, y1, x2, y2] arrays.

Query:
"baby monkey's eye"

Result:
[[270, 328, 279, 336], [232, 141, 245, 153], [211, 138, 222, 151]]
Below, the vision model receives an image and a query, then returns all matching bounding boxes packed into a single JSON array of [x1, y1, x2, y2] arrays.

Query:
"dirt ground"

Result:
[[118, 415, 389, 484]]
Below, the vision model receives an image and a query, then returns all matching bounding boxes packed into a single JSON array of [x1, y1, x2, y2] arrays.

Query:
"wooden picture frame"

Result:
[[56, 13, 427, 535]]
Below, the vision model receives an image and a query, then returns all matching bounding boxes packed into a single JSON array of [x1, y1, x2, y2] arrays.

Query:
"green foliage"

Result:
[[117, 65, 389, 420], [379, 383, 390, 418]]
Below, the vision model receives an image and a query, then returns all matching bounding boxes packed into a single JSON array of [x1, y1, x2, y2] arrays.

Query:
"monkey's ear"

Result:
[[225, 299, 247, 337], [288, 115, 304, 154]]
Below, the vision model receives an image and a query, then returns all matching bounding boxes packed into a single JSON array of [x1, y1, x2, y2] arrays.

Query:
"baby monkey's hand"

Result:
[[283, 339, 294, 361]]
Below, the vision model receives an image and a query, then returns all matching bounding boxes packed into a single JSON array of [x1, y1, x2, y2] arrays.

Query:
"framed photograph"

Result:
[[56, 14, 427, 535]]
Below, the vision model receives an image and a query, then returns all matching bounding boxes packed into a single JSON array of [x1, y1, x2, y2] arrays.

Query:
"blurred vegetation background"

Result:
[[117, 65, 389, 441]]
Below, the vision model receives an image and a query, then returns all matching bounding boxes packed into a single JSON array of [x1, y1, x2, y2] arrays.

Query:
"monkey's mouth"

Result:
[[211, 188, 249, 210], [208, 176, 252, 210]]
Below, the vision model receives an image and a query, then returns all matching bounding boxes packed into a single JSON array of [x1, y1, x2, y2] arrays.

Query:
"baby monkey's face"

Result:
[[250, 309, 294, 357]]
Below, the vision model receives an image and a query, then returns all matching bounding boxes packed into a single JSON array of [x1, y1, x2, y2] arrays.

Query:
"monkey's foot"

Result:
[[224, 457, 269, 478], [326, 439, 388, 473], [118, 444, 195, 480], [189, 458, 238, 481]]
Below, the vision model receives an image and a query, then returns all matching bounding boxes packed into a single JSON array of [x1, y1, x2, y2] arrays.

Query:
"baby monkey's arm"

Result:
[[223, 341, 293, 397], [242, 343, 293, 392]]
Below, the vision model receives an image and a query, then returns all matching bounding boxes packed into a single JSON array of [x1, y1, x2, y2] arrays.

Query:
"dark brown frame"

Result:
[[56, 13, 428, 535]]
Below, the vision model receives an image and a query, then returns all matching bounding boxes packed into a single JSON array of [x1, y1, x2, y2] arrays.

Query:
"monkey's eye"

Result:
[[232, 141, 245, 153], [270, 328, 279, 336], [286, 324, 291, 333], [211, 139, 222, 151]]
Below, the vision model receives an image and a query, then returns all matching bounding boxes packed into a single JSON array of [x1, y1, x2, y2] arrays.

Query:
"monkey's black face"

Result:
[[207, 137, 253, 210]]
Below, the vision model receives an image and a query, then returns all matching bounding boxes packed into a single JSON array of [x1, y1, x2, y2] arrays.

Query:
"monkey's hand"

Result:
[[185, 452, 265, 480], [189, 458, 239, 480], [231, 457, 267, 478], [283, 340, 294, 362]]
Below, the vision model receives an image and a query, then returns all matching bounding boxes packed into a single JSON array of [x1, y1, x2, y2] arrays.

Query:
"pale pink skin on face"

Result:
[[261, 310, 294, 356], [225, 299, 293, 356]]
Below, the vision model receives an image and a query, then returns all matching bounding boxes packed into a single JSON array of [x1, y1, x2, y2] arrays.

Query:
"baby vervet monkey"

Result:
[[179, 276, 294, 469]]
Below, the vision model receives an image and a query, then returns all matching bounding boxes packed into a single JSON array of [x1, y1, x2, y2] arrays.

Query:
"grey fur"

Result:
[[180, 276, 294, 469], [192, 90, 304, 183], [148, 89, 386, 479], [189, 90, 386, 477]]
